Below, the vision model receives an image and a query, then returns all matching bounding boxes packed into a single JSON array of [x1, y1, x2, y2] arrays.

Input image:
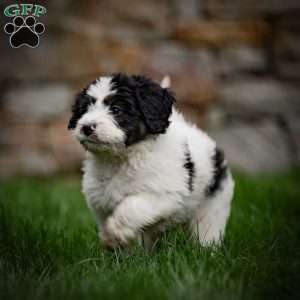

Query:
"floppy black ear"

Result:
[[135, 86, 175, 134], [68, 90, 96, 130]]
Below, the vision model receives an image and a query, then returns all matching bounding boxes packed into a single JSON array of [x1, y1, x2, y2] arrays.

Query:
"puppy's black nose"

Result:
[[81, 124, 95, 136]]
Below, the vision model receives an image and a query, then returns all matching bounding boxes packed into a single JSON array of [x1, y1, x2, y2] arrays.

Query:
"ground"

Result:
[[0, 171, 300, 300]]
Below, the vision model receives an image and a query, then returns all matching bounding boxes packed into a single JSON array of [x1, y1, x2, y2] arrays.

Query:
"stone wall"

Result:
[[0, 0, 299, 177]]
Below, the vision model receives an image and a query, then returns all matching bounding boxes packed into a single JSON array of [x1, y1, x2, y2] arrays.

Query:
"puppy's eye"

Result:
[[111, 106, 121, 115]]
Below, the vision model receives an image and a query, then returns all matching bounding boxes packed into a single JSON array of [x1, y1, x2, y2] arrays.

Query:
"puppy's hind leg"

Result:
[[190, 178, 234, 246]]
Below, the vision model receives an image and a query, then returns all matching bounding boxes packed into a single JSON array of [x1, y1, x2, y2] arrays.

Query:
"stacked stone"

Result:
[[0, 0, 299, 176]]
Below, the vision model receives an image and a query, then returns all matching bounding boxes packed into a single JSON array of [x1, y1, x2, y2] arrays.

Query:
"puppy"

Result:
[[68, 73, 234, 250]]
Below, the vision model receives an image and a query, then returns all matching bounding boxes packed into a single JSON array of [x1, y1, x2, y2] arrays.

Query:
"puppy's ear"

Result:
[[68, 90, 95, 130], [161, 75, 171, 88], [135, 85, 175, 134]]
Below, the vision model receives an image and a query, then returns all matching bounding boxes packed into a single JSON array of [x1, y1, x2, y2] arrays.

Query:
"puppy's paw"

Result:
[[102, 217, 135, 249]]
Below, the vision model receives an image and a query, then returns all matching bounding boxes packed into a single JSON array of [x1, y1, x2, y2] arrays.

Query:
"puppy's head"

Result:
[[68, 73, 175, 152]]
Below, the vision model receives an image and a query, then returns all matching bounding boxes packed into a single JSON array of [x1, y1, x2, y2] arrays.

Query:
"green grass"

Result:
[[0, 171, 300, 300]]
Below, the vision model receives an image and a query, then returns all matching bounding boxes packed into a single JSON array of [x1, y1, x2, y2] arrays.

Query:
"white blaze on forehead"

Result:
[[86, 76, 115, 102]]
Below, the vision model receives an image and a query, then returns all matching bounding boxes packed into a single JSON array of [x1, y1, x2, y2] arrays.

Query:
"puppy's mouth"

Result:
[[80, 139, 109, 147]]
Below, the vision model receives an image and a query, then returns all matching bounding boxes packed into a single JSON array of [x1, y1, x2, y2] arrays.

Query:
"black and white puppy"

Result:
[[68, 73, 234, 249]]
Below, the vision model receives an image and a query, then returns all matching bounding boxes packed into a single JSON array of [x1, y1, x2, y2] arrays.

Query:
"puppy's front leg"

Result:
[[102, 193, 180, 249]]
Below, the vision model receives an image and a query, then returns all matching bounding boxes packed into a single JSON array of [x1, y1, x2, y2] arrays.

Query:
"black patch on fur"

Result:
[[107, 73, 175, 146], [68, 87, 96, 130], [205, 147, 228, 197], [183, 143, 195, 192]]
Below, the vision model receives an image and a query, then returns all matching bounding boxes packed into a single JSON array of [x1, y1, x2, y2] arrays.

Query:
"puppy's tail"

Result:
[[161, 75, 171, 89]]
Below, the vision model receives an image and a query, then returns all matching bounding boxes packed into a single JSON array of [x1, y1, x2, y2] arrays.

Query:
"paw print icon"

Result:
[[4, 16, 45, 48]]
